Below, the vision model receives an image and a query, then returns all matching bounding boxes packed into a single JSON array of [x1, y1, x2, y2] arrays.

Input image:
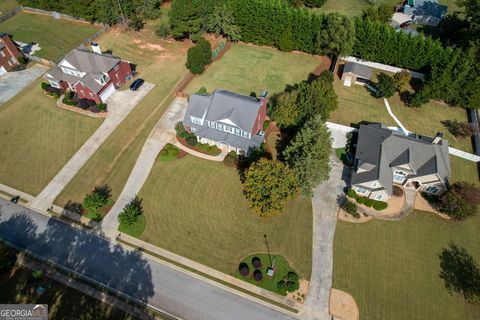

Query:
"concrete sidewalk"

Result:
[[29, 83, 155, 212], [100, 97, 187, 236]]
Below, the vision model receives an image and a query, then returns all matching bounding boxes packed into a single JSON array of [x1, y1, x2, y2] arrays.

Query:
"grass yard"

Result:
[[0, 264, 133, 319], [137, 156, 313, 279], [54, 25, 190, 209], [333, 211, 480, 320], [0, 0, 18, 15], [449, 156, 480, 186], [329, 76, 475, 153], [316, 0, 459, 16], [186, 43, 321, 96], [0, 12, 101, 62], [0, 79, 102, 195]]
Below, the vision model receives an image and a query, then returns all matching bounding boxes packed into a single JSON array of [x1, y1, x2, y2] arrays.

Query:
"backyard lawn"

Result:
[[0, 12, 101, 62], [0, 0, 18, 15], [54, 23, 190, 209], [0, 264, 133, 319], [0, 79, 102, 195], [316, 0, 459, 16], [137, 156, 313, 279], [450, 156, 480, 186], [186, 43, 322, 96], [333, 211, 480, 320]]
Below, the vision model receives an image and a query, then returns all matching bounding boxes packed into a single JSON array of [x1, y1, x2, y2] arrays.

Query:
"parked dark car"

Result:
[[130, 78, 145, 91]]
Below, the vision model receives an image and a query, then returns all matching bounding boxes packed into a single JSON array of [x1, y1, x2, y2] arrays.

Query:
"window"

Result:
[[375, 194, 383, 200], [393, 170, 407, 183], [355, 187, 367, 195], [0, 50, 5, 57], [426, 186, 440, 194], [191, 117, 202, 125]]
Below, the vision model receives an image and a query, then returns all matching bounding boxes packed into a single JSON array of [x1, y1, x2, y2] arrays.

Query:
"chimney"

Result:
[[91, 42, 102, 55], [433, 132, 443, 144]]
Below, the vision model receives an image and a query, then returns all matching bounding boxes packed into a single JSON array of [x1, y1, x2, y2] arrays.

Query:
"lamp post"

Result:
[[264, 234, 272, 267]]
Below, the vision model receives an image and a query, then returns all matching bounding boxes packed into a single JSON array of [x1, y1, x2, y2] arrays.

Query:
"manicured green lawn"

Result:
[[235, 254, 299, 295], [0, 12, 101, 62], [0, 264, 133, 319], [333, 211, 480, 320], [119, 214, 146, 238], [329, 78, 474, 153], [55, 27, 190, 208], [137, 156, 313, 279], [0, 0, 18, 15], [186, 43, 321, 96], [0, 79, 102, 195], [450, 156, 480, 186]]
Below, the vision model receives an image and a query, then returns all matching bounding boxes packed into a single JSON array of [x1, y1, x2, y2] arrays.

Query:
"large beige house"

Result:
[[351, 124, 451, 201]]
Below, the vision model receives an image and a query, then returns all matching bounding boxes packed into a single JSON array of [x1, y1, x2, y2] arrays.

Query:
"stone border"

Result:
[[56, 95, 107, 118]]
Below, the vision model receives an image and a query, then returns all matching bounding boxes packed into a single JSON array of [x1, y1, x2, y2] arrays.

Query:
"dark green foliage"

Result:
[[287, 271, 299, 282], [206, 2, 241, 41], [286, 280, 299, 292], [356, 197, 365, 205], [364, 198, 374, 207], [129, 15, 144, 31], [186, 39, 212, 74], [17, 56, 27, 64], [64, 201, 84, 214], [362, 4, 393, 23], [373, 200, 388, 211], [439, 243, 480, 302], [263, 120, 270, 130], [197, 86, 208, 94], [406, 88, 430, 108], [186, 136, 198, 147], [82, 184, 111, 215], [303, 0, 326, 7], [277, 280, 287, 292], [118, 196, 143, 226], [375, 73, 396, 98], [159, 143, 180, 161], [341, 198, 359, 218], [169, 0, 213, 38], [41, 82, 49, 90], [0, 239, 15, 275], [347, 188, 357, 199], [97, 103, 107, 111], [155, 22, 171, 39], [438, 182, 480, 220], [175, 121, 188, 138]]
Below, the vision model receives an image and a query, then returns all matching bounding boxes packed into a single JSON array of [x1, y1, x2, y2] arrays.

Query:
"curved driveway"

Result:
[[0, 198, 296, 320]]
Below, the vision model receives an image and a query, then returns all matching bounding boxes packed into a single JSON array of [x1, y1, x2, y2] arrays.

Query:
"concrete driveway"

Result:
[[29, 82, 155, 212], [0, 64, 49, 105]]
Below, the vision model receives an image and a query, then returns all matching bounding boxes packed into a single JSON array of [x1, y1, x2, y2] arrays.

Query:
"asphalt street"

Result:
[[0, 198, 296, 320]]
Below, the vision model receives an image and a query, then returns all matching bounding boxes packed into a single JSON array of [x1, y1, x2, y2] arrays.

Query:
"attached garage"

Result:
[[99, 83, 115, 102]]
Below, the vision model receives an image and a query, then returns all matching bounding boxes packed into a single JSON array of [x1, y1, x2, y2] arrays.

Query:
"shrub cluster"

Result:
[[277, 271, 300, 294], [197, 143, 221, 155], [82, 184, 112, 218], [118, 196, 143, 226], [346, 188, 388, 211], [159, 143, 180, 162], [341, 197, 360, 218]]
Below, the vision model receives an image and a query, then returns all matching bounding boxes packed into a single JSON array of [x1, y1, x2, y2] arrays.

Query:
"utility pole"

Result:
[[264, 234, 272, 267]]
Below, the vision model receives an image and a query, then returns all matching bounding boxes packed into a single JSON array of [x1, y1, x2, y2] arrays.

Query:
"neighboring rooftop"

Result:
[[343, 62, 373, 80], [404, 0, 448, 20], [352, 124, 451, 195]]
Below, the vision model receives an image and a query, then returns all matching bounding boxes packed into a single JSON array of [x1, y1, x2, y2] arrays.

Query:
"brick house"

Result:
[[44, 44, 133, 104], [183, 89, 268, 155], [0, 33, 24, 75]]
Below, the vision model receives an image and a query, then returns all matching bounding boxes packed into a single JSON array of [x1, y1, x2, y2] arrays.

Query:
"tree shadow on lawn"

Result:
[[0, 207, 155, 307]]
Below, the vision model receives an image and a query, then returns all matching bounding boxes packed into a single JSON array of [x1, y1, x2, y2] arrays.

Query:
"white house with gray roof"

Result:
[[183, 89, 268, 155], [351, 123, 451, 201]]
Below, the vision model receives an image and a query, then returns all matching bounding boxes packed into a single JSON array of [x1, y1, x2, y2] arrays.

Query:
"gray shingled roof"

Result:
[[183, 89, 264, 151], [62, 48, 120, 74], [351, 124, 451, 196], [344, 62, 373, 80]]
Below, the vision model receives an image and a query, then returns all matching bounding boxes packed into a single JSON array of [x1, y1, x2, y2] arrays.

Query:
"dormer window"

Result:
[[99, 75, 106, 85], [191, 116, 202, 125]]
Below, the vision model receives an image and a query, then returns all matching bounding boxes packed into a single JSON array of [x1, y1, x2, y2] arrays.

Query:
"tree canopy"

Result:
[[243, 159, 299, 216], [438, 182, 480, 220], [185, 39, 212, 74]]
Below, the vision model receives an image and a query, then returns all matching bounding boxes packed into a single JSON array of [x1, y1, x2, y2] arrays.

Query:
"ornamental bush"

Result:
[[373, 201, 388, 211], [118, 196, 143, 226], [347, 188, 357, 199], [286, 281, 299, 292], [287, 272, 299, 283], [252, 256, 262, 268], [175, 121, 188, 138], [41, 82, 49, 90], [239, 262, 250, 276], [186, 136, 198, 147], [185, 39, 212, 74], [364, 198, 374, 207], [253, 269, 263, 281], [356, 197, 365, 204], [277, 280, 287, 291]]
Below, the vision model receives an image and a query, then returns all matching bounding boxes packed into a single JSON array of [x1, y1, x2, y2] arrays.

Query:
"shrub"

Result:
[[17, 56, 27, 65], [277, 280, 287, 291], [263, 120, 270, 130], [155, 22, 171, 39], [252, 257, 262, 268], [186, 136, 198, 147], [364, 198, 374, 207], [185, 39, 212, 74], [239, 262, 250, 276], [97, 103, 107, 111], [286, 281, 299, 292], [118, 196, 143, 225], [375, 73, 396, 98], [253, 269, 263, 281], [441, 120, 477, 138], [393, 185, 404, 197], [373, 201, 388, 211], [346, 188, 357, 199], [41, 82, 49, 90], [438, 182, 480, 220], [175, 121, 188, 138], [287, 272, 299, 283], [64, 201, 84, 214], [197, 86, 208, 94], [83, 191, 107, 213], [406, 89, 430, 108], [356, 197, 365, 204], [159, 149, 169, 157], [341, 198, 360, 218]]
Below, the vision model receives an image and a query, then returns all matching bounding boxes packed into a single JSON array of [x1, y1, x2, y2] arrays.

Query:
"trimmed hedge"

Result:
[[356, 197, 365, 204], [364, 198, 374, 207], [347, 188, 357, 199], [373, 201, 388, 211]]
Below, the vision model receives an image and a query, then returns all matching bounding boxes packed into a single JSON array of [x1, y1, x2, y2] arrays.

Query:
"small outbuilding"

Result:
[[341, 62, 373, 87]]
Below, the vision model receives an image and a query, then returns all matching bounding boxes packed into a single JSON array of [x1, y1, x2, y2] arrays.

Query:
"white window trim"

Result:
[[355, 187, 368, 195], [375, 194, 383, 200]]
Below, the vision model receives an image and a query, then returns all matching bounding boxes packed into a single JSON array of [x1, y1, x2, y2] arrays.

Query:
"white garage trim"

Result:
[[0, 66, 6, 76], [99, 83, 115, 102]]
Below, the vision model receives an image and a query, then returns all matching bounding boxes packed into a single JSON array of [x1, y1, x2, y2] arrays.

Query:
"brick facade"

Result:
[[0, 34, 24, 71]]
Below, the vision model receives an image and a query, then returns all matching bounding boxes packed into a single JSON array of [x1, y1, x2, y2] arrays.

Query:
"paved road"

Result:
[[101, 97, 187, 235], [0, 64, 49, 105], [0, 198, 296, 320], [29, 83, 155, 212], [301, 155, 347, 320]]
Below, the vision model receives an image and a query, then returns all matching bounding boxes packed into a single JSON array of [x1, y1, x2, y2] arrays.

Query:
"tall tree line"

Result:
[[18, 0, 162, 25]]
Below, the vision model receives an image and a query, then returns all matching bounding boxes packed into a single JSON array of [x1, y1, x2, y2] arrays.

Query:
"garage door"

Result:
[[0, 66, 6, 76], [99, 83, 115, 102]]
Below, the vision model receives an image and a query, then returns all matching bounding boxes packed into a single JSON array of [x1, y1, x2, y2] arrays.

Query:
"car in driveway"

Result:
[[130, 78, 145, 91]]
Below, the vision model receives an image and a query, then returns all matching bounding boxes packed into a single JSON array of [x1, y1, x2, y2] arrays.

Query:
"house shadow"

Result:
[[0, 207, 155, 314]]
